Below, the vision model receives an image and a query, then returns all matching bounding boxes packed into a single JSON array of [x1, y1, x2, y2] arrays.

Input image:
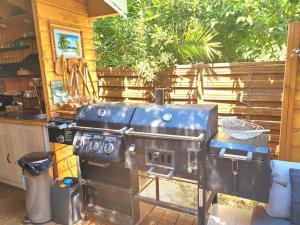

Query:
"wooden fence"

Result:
[[98, 61, 285, 157]]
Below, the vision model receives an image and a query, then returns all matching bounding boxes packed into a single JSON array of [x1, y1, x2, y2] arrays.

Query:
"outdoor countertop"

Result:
[[0, 111, 47, 126], [0, 117, 47, 126]]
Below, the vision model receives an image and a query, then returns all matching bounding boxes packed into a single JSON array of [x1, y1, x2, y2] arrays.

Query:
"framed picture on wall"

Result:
[[50, 23, 83, 59]]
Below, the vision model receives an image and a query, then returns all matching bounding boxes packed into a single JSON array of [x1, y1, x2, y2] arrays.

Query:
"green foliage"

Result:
[[93, 0, 221, 82], [178, 23, 221, 64], [93, 0, 300, 81], [197, 0, 300, 61]]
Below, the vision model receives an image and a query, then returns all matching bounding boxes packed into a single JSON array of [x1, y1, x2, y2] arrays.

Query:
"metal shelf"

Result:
[[0, 74, 40, 78], [0, 45, 30, 52], [136, 176, 198, 215], [16, 36, 36, 41]]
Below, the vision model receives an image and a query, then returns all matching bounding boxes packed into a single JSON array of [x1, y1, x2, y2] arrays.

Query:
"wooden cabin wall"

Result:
[[280, 22, 300, 162], [31, 0, 98, 178]]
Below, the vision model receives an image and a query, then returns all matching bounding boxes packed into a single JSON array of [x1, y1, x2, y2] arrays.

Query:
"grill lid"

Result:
[[76, 103, 138, 129], [129, 104, 218, 141]]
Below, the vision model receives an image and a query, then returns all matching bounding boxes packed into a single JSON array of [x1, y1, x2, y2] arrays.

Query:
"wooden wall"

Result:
[[98, 61, 285, 157], [280, 22, 300, 162], [32, 0, 98, 178], [32, 0, 98, 119]]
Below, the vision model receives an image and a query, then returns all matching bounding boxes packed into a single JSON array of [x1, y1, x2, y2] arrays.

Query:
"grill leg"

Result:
[[155, 177, 160, 201], [197, 142, 208, 225], [213, 193, 218, 204], [131, 169, 140, 224]]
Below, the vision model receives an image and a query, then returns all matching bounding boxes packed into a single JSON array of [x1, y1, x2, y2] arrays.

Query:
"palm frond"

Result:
[[178, 24, 221, 63]]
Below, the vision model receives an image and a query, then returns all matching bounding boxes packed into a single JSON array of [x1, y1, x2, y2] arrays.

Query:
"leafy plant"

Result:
[[93, 0, 300, 81], [178, 23, 221, 64], [93, 0, 220, 82]]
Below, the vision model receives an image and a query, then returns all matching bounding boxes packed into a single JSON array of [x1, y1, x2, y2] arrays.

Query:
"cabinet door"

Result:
[[6, 124, 45, 158], [5, 124, 45, 186], [2, 134, 19, 184], [0, 135, 11, 181]]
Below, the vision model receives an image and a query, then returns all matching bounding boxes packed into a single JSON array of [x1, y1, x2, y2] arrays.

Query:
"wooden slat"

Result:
[[97, 61, 284, 157], [203, 92, 282, 102], [99, 89, 198, 100], [217, 104, 281, 116], [204, 80, 283, 89]]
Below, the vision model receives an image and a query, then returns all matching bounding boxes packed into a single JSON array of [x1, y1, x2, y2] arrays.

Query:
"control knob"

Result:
[[103, 142, 114, 154], [74, 138, 83, 149], [90, 141, 99, 151], [56, 135, 65, 144]]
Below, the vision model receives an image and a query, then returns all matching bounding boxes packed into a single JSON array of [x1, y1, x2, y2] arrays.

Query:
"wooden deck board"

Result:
[[0, 182, 199, 225], [0, 182, 252, 225]]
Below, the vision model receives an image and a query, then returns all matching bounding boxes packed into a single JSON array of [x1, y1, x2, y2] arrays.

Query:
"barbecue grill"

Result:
[[125, 103, 218, 224], [47, 96, 271, 225], [71, 103, 141, 225]]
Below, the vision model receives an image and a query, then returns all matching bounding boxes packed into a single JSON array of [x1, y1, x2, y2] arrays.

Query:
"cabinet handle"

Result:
[[7, 153, 11, 164]]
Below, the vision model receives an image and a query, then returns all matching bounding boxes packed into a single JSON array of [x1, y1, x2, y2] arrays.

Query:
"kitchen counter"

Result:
[[0, 111, 47, 126], [0, 117, 47, 126]]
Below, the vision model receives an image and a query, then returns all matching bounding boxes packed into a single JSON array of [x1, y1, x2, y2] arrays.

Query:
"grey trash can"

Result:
[[18, 152, 53, 224]]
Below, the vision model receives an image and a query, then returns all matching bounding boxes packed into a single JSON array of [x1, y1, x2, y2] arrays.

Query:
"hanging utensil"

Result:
[[73, 64, 79, 100], [54, 57, 63, 75], [69, 66, 75, 97], [82, 60, 97, 99], [78, 60, 86, 96], [76, 64, 91, 96], [61, 55, 69, 95]]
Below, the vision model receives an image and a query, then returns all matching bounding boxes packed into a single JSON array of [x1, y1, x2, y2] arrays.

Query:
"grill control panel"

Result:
[[47, 119, 76, 145], [73, 131, 123, 163]]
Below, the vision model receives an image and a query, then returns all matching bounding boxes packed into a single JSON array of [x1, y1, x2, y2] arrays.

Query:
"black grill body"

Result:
[[72, 103, 140, 225], [73, 103, 139, 163], [76, 103, 137, 129], [207, 131, 271, 203], [125, 104, 218, 180]]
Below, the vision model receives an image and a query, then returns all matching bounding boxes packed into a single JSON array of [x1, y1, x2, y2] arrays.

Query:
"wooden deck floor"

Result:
[[0, 182, 197, 225], [0, 182, 251, 225]]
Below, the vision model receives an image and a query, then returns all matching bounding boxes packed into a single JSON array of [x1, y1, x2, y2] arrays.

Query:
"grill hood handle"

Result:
[[68, 123, 127, 134], [219, 148, 253, 162], [125, 128, 205, 142]]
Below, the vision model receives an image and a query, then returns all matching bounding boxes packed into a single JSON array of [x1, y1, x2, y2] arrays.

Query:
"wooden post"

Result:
[[280, 22, 300, 161]]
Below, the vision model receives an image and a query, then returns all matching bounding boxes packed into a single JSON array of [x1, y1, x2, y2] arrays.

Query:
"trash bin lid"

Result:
[[18, 152, 54, 176], [20, 152, 53, 163]]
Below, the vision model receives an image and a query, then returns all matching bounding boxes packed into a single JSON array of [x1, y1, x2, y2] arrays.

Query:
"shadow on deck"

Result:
[[0, 182, 252, 225]]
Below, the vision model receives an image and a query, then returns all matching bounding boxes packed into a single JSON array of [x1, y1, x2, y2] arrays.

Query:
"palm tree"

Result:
[[58, 34, 70, 51], [178, 23, 221, 64]]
